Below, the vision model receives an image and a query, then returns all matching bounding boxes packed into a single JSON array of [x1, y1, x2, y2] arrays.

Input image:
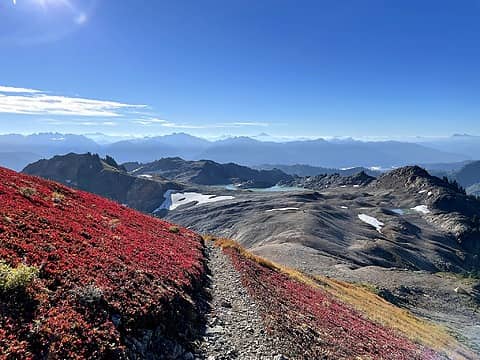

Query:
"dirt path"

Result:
[[196, 243, 286, 360]]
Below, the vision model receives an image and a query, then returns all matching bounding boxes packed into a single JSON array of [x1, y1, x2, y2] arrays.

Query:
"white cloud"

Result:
[[133, 118, 169, 126], [39, 118, 118, 127], [0, 85, 146, 117], [0, 85, 41, 93], [224, 122, 269, 127], [133, 118, 269, 129], [77, 121, 118, 126]]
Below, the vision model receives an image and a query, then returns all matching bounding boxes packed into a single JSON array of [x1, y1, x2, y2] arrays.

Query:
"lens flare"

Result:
[[1, 0, 96, 44]]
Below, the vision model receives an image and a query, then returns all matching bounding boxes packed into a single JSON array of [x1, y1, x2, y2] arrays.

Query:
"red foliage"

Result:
[[225, 247, 440, 360], [0, 167, 205, 358]]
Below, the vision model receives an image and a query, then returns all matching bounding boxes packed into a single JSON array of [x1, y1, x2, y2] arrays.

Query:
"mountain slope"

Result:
[[23, 153, 182, 213], [452, 160, 480, 189], [213, 239, 471, 360], [0, 166, 205, 358], [0, 167, 475, 358]]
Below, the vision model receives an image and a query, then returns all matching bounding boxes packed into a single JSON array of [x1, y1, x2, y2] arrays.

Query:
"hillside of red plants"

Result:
[[0, 167, 205, 359], [223, 245, 440, 360]]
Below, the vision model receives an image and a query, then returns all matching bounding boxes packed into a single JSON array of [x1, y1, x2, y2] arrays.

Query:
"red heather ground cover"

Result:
[[224, 247, 440, 360], [0, 167, 205, 359]]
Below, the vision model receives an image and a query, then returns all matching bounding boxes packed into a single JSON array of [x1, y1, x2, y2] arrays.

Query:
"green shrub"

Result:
[[0, 261, 39, 293]]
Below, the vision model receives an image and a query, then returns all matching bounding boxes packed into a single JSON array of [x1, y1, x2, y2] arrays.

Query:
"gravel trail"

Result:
[[196, 243, 286, 360]]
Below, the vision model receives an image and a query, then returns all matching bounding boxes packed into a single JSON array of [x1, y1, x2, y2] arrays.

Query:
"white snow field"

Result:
[[358, 214, 384, 233], [411, 205, 431, 214], [155, 190, 234, 212], [265, 207, 300, 212]]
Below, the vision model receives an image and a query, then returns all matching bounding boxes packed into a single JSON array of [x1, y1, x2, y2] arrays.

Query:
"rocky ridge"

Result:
[[281, 170, 375, 190], [124, 157, 293, 188], [23, 153, 183, 213]]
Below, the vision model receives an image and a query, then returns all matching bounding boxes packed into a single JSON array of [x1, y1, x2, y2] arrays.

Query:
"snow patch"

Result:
[[411, 205, 431, 214], [154, 190, 234, 212], [130, 166, 144, 174], [266, 207, 300, 212], [138, 174, 153, 179], [358, 214, 384, 233], [340, 206, 348, 209]]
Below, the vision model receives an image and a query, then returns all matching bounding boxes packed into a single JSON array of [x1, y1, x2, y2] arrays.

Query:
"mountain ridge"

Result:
[[0, 132, 471, 171]]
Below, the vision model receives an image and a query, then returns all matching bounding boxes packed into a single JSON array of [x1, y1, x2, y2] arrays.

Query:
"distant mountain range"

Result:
[[417, 134, 480, 159], [0, 132, 477, 171]]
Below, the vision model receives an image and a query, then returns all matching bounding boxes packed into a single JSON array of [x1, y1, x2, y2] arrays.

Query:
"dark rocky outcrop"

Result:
[[125, 157, 293, 188], [281, 171, 375, 190], [22, 153, 182, 213]]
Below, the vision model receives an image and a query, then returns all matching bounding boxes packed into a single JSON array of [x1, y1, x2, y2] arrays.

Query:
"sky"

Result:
[[1, 0, 480, 139]]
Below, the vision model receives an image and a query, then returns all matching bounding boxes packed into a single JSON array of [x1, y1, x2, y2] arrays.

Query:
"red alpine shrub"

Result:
[[0, 167, 205, 358]]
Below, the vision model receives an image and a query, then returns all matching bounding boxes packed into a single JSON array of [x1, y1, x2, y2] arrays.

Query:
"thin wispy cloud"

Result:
[[134, 118, 269, 129], [225, 122, 269, 127], [0, 85, 146, 117], [0, 85, 270, 133], [39, 118, 118, 127]]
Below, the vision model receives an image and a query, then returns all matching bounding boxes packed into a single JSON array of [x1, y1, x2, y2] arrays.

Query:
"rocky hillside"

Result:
[[281, 170, 376, 190], [255, 163, 382, 177], [0, 166, 205, 358], [124, 157, 293, 188], [376, 166, 480, 255], [22, 153, 182, 213], [0, 167, 475, 359]]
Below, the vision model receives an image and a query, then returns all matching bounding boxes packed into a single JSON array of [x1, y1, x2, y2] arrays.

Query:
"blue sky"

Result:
[[1, 0, 480, 139]]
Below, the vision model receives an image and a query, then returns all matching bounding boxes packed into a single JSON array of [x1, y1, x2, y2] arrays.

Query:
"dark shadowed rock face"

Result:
[[23, 153, 182, 213], [126, 157, 293, 188]]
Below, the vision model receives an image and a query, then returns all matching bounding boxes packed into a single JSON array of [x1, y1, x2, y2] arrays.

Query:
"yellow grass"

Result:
[[205, 236, 464, 356]]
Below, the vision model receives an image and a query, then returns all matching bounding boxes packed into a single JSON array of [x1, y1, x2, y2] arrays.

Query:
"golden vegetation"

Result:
[[52, 191, 65, 204], [313, 275, 453, 351], [19, 187, 37, 198], [0, 261, 38, 293], [169, 226, 180, 234]]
